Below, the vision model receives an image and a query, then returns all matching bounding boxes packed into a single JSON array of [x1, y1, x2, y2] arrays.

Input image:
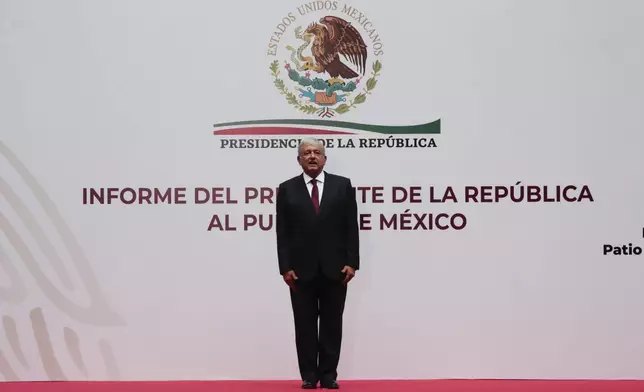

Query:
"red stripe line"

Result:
[[212, 127, 354, 135]]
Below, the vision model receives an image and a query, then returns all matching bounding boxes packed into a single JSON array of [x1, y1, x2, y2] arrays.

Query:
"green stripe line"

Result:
[[212, 118, 441, 135]]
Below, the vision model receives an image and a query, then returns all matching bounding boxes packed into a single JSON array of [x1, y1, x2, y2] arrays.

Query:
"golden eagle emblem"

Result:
[[302, 16, 368, 86], [268, 9, 383, 118]]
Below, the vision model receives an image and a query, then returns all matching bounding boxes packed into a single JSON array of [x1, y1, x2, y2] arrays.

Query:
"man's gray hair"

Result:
[[298, 137, 325, 154]]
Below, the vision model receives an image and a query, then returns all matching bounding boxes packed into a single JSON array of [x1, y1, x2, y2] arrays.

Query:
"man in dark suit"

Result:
[[276, 138, 359, 389]]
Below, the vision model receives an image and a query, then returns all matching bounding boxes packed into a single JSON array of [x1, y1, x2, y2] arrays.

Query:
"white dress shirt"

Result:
[[302, 171, 325, 205]]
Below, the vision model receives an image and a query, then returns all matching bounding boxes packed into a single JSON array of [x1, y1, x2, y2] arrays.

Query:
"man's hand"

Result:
[[283, 270, 298, 291], [341, 266, 356, 284]]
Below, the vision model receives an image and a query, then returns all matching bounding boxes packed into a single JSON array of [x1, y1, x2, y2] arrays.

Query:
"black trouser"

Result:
[[290, 272, 347, 382]]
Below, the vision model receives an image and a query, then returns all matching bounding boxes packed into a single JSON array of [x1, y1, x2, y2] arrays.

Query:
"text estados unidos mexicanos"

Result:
[[218, 137, 437, 149], [82, 183, 595, 205]]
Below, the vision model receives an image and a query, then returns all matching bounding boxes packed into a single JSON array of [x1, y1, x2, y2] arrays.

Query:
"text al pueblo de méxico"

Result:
[[82, 183, 594, 232]]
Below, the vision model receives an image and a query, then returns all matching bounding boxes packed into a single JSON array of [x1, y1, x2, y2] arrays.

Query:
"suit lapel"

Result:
[[295, 172, 335, 219], [317, 172, 334, 217], [295, 174, 317, 217]]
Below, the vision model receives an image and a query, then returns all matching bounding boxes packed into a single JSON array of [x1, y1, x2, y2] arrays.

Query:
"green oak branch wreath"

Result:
[[269, 59, 382, 116]]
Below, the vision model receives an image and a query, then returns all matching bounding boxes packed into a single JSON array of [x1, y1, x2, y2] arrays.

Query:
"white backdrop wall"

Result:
[[2, 0, 644, 382]]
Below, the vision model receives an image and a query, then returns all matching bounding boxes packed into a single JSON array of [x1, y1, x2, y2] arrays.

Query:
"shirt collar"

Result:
[[303, 171, 325, 184]]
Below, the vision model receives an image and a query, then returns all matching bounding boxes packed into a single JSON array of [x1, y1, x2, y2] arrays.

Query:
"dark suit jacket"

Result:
[[276, 171, 359, 281]]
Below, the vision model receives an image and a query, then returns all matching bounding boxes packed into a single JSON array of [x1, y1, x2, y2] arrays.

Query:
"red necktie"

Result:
[[311, 179, 320, 214]]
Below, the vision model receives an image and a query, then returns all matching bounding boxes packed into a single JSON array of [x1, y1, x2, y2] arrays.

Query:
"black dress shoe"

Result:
[[320, 379, 339, 389], [301, 380, 317, 389]]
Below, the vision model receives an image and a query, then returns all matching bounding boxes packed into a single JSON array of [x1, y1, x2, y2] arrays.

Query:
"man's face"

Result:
[[297, 142, 326, 176]]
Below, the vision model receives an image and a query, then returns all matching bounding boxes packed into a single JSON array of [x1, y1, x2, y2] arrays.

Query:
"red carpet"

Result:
[[2, 380, 643, 391]]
